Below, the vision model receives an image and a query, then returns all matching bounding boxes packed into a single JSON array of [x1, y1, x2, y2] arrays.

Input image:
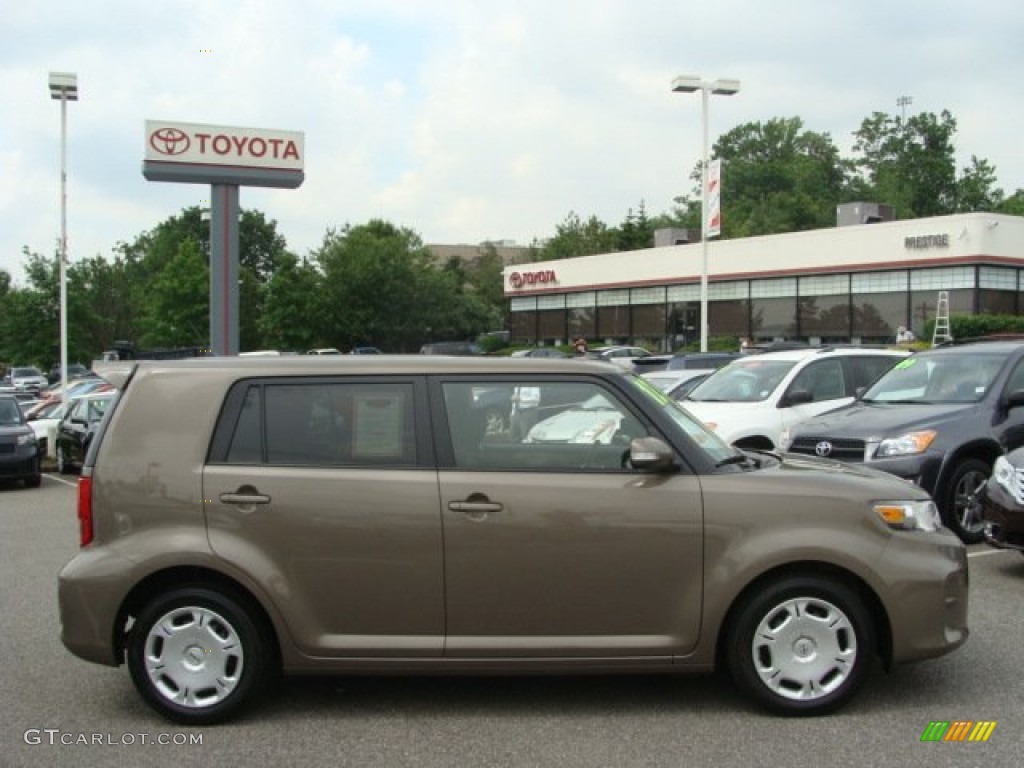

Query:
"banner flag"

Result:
[[706, 159, 722, 239]]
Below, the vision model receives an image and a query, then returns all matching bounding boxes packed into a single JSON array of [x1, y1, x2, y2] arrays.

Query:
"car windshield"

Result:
[[862, 352, 1006, 404], [13, 367, 43, 378], [0, 399, 25, 425], [623, 374, 735, 463], [685, 360, 797, 403]]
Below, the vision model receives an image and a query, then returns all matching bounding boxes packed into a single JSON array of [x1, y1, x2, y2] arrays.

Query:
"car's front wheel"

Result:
[[942, 458, 989, 544], [726, 575, 873, 716], [126, 586, 272, 725]]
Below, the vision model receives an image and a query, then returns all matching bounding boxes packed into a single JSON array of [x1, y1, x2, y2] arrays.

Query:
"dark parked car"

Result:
[[55, 392, 115, 474], [980, 446, 1024, 554], [47, 363, 90, 385], [782, 338, 1024, 543], [634, 352, 740, 373], [0, 395, 42, 488]]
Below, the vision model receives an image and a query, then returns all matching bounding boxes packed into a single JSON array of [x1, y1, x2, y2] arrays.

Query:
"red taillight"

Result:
[[77, 475, 94, 547]]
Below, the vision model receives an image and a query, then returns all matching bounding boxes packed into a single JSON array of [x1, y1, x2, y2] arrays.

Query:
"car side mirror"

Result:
[[628, 436, 675, 472], [781, 389, 813, 407], [1005, 389, 1024, 410]]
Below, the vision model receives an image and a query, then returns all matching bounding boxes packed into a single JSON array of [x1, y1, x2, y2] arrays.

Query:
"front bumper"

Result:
[[980, 484, 1024, 551], [882, 529, 969, 664], [862, 453, 944, 497], [0, 446, 40, 481]]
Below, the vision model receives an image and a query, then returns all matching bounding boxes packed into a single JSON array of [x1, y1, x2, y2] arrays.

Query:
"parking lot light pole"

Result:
[[671, 75, 740, 352], [49, 71, 78, 392]]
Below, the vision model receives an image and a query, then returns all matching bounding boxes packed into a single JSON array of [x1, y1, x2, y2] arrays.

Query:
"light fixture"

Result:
[[48, 71, 78, 394], [671, 74, 740, 352]]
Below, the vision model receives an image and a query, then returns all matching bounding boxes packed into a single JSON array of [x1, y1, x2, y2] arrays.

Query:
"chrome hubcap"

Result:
[[143, 606, 244, 709], [954, 470, 988, 534], [751, 596, 857, 701]]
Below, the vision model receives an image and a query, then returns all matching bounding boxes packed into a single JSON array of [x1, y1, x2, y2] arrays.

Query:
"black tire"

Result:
[[941, 458, 989, 544], [24, 464, 42, 489], [126, 586, 271, 725], [57, 447, 71, 475], [726, 576, 873, 716]]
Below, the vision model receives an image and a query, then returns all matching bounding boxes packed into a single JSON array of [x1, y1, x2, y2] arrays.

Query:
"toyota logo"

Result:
[[510, 272, 524, 288], [815, 441, 833, 457], [149, 127, 191, 156]]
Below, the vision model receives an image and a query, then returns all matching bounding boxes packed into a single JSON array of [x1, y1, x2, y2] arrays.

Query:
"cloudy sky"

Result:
[[2, 0, 1022, 284]]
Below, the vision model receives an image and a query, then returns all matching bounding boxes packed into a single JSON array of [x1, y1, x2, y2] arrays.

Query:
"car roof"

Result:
[[918, 339, 1024, 356], [735, 346, 908, 363], [94, 356, 627, 389]]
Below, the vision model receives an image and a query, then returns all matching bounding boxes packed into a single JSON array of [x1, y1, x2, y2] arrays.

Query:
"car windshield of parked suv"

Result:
[[685, 359, 797, 403], [13, 367, 44, 379], [862, 352, 1006, 404], [0, 397, 25, 425]]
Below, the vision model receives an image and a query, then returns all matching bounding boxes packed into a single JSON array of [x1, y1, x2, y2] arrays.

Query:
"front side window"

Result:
[[788, 359, 846, 402], [442, 381, 650, 471]]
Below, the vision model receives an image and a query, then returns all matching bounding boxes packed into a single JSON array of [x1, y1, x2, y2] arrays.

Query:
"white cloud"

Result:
[[2, 0, 1022, 284]]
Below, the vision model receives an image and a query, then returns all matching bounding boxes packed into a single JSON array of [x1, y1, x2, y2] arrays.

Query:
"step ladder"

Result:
[[932, 290, 952, 346]]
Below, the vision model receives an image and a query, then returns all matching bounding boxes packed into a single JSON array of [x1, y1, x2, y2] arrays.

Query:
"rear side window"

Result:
[[217, 380, 418, 467], [848, 355, 902, 392]]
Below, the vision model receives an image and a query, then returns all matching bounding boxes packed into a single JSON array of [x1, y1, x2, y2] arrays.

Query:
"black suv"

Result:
[[782, 338, 1024, 543]]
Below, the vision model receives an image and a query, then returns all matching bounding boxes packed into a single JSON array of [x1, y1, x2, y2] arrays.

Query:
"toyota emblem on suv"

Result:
[[149, 127, 190, 156], [815, 441, 833, 457]]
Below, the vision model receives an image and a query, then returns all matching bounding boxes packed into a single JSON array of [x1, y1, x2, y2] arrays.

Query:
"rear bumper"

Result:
[[58, 547, 132, 667]]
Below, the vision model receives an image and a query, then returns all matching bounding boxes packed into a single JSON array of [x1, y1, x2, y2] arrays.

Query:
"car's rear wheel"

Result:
[[942, 458, 989, 544], [56, 447, 70, 475], [726, 576, 873, 716], [127, 587, 271, 724]]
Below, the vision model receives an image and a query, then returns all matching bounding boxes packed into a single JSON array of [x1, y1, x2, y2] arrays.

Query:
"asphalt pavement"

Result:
[[1, 475, 1022, 768]]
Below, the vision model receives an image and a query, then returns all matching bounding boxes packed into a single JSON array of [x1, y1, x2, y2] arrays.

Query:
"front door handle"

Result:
[[448, 500, 504, 513], [220, 491, 271, 505]]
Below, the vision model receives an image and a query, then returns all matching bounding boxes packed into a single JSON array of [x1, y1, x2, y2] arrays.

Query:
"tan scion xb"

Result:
[[58, 355, 969, 724]]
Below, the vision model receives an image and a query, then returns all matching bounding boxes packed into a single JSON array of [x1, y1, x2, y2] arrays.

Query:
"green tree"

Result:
[[259, 253, 326, 352], [997, 189, 1024, 216], [673, 117, 849, 238], [462, 243, 507, 319], [532, 212, 619, 261], [850, 109, 1002, 217], [616, 201, 655, 251], [137, 239, 209, 347], [0, 250, 59, 367]]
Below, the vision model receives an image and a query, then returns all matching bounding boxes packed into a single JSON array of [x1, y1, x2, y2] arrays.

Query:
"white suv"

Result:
[[682, 347, 909, 451]]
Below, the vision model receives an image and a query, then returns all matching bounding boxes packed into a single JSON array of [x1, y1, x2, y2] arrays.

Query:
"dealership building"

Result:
[[502, 209, 1024, 350]]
